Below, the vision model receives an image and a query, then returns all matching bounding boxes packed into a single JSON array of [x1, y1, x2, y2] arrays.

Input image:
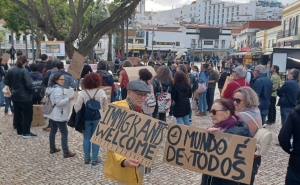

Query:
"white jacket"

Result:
[[44, 85, 72, 122]]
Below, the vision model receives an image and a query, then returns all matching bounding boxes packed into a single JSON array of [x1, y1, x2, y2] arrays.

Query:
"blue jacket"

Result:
[[251, 74, 272, 110], [277, 79, 300, 108], [199, 70, 209, 91]]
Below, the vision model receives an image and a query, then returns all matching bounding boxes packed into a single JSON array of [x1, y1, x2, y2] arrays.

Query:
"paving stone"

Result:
[[0, 90, 289, 184]]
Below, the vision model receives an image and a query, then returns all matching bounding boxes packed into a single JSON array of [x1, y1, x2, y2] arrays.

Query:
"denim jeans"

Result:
[[206, 88, 215, 111], [281, 107, 292, 125], [49, 119, 69, 154], [83, 120, 100, 162], [198, 92, 207, 113], [176, 115, 190, 125], [0, 80, 5, 105], [4, 97, 14, 114], [260, 109, 268, 125], [286, 166, 300, 185], [13, 101, 33, 135]]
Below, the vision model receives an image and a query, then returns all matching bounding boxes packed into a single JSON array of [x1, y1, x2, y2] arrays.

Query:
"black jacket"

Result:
[[37, 61, 46, 74], [218, 71, 228, 88], [0, 65, 6, 81], [171, 83, 192, 117], [278, 105, 300, 172], [68, 104, 86, 133], [201, 121, 251, 185], [4, 66, 33, 102], [30, 72, 44, 99]]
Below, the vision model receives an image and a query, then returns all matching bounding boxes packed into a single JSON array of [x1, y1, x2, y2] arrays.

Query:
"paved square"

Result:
[[0, 92, 289, 184]]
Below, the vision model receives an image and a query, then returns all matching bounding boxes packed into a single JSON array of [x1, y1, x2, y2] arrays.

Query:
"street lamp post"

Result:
[[151, 28, 155, 57]]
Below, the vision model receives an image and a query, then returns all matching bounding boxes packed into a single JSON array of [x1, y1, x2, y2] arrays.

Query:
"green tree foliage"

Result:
[[2, 0, 141, 58]]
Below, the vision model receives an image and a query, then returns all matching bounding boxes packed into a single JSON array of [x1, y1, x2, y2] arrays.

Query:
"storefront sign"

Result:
[[156, 42, 175, 45], [204, 41, 213, 45]]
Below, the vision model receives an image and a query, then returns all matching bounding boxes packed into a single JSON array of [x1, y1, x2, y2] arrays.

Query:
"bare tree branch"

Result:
[[42, 0, 58, 33]]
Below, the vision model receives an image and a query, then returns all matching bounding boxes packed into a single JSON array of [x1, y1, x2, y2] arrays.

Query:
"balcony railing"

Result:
[[277, 28, 299, 39]]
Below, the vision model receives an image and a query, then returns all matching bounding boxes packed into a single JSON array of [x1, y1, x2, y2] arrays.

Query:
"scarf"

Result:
[[126, 98, 142, 113], [212, 117, 237, 132]]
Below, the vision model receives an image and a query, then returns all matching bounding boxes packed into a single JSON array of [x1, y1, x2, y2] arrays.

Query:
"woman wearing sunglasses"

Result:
[[233, 86, 262, 185], [202, 98, 251, 185]]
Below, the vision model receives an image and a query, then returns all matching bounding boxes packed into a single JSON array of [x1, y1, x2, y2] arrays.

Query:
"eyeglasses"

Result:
[[232, 97, 243, 104], [209, 109, 227, 115], [133, 91, 148, 98]]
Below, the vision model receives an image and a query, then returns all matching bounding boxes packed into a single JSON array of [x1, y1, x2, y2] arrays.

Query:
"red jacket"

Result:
[[223, 78, 250, 99]]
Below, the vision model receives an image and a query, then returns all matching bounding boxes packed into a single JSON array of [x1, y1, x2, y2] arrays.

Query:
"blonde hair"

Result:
[[234, 87, 259, 108]]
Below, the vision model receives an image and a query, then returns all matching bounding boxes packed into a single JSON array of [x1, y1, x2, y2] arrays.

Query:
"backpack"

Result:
[[84, 89, 101, 121], [156, 81, 171, 113], [240, 112, 272, 155], [143, 85, 156, 114], [41, 91, 56, 114]]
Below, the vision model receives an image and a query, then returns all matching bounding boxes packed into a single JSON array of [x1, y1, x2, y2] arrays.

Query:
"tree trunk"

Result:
[[107, 32, 112, 61], [65, 42, 76, 59], [25, 34, 28, 57], [35, 29, 43, 60], [121, 22, 125, 60], [10, 30, 14, 46]]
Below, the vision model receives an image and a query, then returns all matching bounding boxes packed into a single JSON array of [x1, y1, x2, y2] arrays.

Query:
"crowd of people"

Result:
[[0, 52, 300, 185]]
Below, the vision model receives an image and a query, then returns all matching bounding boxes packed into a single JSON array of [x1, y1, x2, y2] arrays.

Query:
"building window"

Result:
[[237, 7, 239, 11], [135, 39, 144, 44], [272, 39, 274, 44], [23, 35, 26, 41]]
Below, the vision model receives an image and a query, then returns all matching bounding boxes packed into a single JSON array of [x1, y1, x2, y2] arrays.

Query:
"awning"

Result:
[[241, 46, 251, 52], [263, 52, 273, 55], [125, 46, 145, 50]]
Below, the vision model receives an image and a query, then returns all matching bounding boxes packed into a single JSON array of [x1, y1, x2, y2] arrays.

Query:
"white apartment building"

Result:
[[134, 0, 283, 27]]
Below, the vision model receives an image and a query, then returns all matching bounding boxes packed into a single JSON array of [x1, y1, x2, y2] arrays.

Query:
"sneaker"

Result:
[[91, 158, 102, 166], [265, 120, 274, 125], [85, 159, 91, 164], [22, 132, 37, 139], [17, 134, 22, 137], [170, 116, 176, 123], [63, 151, 76, 158], [262, 124, 267, 128]]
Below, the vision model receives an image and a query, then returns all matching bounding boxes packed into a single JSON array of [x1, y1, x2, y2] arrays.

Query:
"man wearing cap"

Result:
[[223, 66, 250, 100], [104, 80, 150, 185]]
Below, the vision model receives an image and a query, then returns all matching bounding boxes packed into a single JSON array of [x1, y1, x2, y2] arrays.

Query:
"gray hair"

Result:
[[234, 87, 259, 108], [235, 66, 246, 77], [97, 60, 107, 70], [290, 69, 300, 80], [255, 65, 266, 74]]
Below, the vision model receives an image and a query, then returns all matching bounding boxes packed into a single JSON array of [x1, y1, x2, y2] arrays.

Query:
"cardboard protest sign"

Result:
[[163, 123, 256, 184], [127, 57, 141, 66], [221, 76, 233, 97], [31, 105, 45, 127], [99, 86, 112, 102], [2, 53, 10, 61], [91, 103, 168, 167], [124, 66, 156, 82], [68, 51, 85, 79]]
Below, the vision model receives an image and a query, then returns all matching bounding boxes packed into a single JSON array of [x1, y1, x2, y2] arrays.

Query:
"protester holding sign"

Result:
[[201, 98, 251, 185], [118, 60, 132, 100], [233, 87, 262, 185], [104, 80, 151, 184], [172, 71, 192, 125], [44, 73, 76, 158], [74, 73, 108, 165]]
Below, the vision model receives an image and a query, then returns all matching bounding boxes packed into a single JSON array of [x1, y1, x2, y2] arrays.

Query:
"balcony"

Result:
[[277, 28, 299, 39]]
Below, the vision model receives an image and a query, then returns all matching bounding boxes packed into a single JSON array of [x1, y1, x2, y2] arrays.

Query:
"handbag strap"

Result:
[[85, 89, 99, 100], [239, 111, 259, 129]]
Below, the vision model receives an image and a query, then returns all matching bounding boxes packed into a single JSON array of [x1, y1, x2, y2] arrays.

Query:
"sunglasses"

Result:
[[232, 97, 243, 104], [209, 109, 227, 115]]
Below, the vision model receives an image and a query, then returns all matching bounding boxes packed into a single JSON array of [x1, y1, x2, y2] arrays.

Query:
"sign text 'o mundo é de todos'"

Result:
[[91, 104, 169, 167], [163, 123, 256, 184]]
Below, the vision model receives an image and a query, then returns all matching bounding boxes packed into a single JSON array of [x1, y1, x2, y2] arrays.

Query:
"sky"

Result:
[[145, 0, 297, 12]]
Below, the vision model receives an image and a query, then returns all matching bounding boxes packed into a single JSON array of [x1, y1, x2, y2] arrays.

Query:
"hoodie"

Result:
[[30, 72, 44, 99], [171, 83, 192, 117], [48, 69, 79, 89], [43, 85, 72, 122]]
